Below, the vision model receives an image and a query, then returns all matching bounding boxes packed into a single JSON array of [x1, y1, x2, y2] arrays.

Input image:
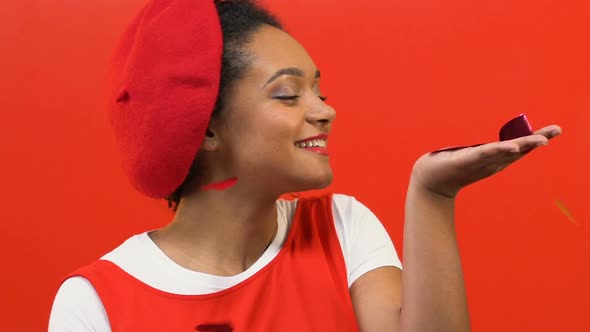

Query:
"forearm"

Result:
[[399, 176, 470, 332]]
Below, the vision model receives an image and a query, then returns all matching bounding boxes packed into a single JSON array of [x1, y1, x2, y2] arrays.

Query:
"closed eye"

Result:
[[274, 95, 299, 100], [273, 95, 327, 102]]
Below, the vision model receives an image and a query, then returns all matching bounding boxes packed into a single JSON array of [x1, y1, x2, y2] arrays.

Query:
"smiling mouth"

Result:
[[295, 139, 327, 148], [294, 138, 329, 156]]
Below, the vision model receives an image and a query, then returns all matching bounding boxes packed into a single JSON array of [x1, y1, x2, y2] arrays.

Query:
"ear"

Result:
[[201, 111, 229, 151], [201, 127, 219, 151]]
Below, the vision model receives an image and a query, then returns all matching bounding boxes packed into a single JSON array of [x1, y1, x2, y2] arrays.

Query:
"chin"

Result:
[[315, 173, 334, 189], [292, 172, 334, 192]]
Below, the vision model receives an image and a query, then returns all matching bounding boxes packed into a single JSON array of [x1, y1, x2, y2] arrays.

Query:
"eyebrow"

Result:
[[263, 67, 321, 87]]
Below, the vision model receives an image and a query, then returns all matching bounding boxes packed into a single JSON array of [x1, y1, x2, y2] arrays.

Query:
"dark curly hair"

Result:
[[165, 0, 283, 211]]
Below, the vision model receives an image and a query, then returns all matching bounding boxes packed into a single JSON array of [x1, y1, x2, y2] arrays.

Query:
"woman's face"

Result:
[[210, 25, 336, 194]]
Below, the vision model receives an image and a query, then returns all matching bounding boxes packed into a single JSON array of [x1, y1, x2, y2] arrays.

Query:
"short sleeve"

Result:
[[331, 194, 402, 287], [48, 276, 111, 332]]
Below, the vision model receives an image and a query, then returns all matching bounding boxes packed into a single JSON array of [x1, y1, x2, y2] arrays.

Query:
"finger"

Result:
[[476, 140, 520, 159], [534, 125, 562, 139], [503, 125, 561, 153], [512, 134, 549, 152], [484, 135, 545, 156]]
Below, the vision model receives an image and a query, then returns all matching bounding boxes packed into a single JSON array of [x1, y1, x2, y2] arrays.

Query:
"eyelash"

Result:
[[274, 95, 328, 102]]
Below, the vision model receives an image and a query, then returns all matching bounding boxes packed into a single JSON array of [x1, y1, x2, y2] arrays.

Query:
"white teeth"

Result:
[[295, 139, 327, 148]]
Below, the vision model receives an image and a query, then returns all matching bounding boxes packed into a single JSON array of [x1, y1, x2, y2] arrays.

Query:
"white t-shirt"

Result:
[[48, 194, 402, 331]]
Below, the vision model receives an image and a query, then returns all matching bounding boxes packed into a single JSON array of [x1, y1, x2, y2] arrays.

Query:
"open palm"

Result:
[[411, 124, 562, 198]]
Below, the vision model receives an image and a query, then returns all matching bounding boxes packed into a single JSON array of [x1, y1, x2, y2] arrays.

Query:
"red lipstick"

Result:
[[295, 133, 329, 156], [296, 133, 329, 143]]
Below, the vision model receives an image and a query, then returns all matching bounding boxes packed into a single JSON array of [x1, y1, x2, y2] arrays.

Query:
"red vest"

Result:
[[66, 193, 360, 332]]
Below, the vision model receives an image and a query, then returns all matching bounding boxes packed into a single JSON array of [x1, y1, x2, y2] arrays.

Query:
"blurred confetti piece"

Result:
[[201, 178, 238, 191], [555, 199, 577, 225]]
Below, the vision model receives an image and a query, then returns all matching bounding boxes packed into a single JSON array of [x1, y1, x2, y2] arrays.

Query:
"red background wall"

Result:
[[1, 0, 588, 331]]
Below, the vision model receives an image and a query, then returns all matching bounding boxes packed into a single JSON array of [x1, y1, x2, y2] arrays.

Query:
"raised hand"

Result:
[[410, 124, 562, 198]]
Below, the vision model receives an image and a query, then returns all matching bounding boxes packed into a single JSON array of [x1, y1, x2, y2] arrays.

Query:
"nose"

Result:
[[306, 98, 336, 127]]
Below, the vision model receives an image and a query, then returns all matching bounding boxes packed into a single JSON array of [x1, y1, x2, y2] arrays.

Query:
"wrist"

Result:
[[408, 174, 459, 201]]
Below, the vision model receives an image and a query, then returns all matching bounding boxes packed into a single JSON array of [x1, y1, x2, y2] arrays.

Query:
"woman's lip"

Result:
[[296, 133, 329, 143], [299, 146, 329, 156]]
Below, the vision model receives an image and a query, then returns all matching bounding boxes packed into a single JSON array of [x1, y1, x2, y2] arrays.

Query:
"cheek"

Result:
[[227, 110, 302, 162], [247, 109, 302, 142]]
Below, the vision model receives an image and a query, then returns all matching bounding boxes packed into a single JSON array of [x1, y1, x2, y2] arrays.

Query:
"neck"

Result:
[[151, 185, 279, 276]]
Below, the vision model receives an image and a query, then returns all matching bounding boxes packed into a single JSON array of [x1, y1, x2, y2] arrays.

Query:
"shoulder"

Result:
[[331, 193, 377, 226], [49, 276, 110, 331], [48, 234, 144, 331], [277, 192, 375, 228], [100, 233, 147, 266]]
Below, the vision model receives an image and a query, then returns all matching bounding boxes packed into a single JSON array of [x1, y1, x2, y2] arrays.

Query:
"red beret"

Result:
[[107, 0, 223, 198]]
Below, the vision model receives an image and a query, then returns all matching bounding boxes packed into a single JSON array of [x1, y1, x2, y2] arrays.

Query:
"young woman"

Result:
[[49, 1, 561, 331]]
